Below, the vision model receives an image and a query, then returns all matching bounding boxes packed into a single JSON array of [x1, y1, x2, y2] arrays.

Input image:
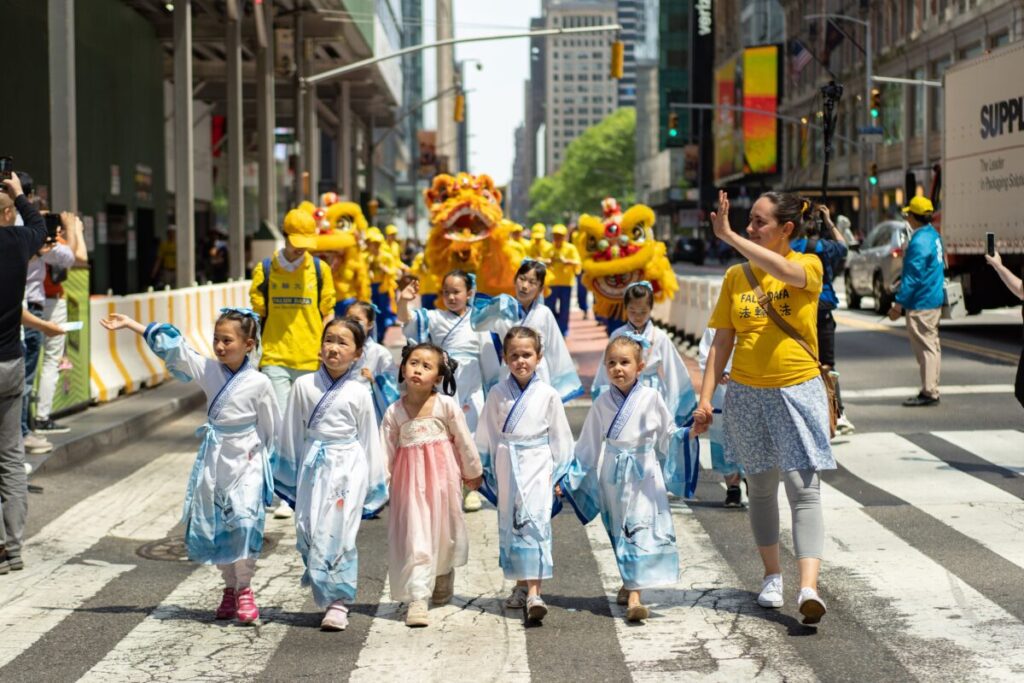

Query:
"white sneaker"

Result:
[[757, 574, 784, 608], [798, 587, 827, 625], [23, 434, 53, 454], [463, 490, 482, 513], [526, 595, 548, 622], [320, 601, 349, 631], [504, 585, 528, 609], [273, 504, 293, 519], [835, 413, 855, 435]]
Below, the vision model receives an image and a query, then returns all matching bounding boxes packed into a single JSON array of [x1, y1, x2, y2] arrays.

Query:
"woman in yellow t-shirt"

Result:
[[693, 190, 834, 627]]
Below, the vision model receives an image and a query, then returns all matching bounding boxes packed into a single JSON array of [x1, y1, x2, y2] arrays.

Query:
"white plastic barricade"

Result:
[[90, 281, 252, 403]]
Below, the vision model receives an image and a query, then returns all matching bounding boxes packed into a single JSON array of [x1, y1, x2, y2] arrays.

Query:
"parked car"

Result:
[[844, 219, 912, 313], [670, 236, 706, 265]]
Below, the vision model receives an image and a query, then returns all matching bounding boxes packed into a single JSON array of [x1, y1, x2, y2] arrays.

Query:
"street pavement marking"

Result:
[[834, 314, 1020, 364], [583, 503, 815, 682], [0, 559, 135, 668], [842, 384, 1014, 399], [934, 430, 1024, 473], [834, 433, 1024, 570], [776, 481, 1024, 682], [0, 450, 194, 665], [79, 527, 307, 683], [349, 509, 530, 683]]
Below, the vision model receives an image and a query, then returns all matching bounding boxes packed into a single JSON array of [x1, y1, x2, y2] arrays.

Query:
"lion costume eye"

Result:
[[632, 225, 647, 243]]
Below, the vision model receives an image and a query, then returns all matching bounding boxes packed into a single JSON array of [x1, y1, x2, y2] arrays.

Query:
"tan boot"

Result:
[[431, 570, 455, 605]]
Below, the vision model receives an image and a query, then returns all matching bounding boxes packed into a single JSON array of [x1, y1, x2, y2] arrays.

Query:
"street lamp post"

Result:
[[804, 13, 872, 233]]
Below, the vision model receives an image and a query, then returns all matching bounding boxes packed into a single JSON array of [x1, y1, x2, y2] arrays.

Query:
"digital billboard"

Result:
[[713, 45, 780, 183]]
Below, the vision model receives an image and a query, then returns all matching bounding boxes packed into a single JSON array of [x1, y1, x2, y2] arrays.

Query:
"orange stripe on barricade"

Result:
[[107, 301, 134, 394], [135, 299, 161, 386], [90, 364, 108, 403]]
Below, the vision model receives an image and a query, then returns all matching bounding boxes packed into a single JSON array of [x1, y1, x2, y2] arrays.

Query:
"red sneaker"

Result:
[[215, 588, 236, 620], [235, 587, 260, 624]]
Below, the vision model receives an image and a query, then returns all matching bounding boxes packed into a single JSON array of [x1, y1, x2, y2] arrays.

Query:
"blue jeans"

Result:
[[420, 293, 438, 312], [546, 285, 572, 336], [576, 274, 589, 313], [370, 283, 397, 343], [21, 303, 44, 435]]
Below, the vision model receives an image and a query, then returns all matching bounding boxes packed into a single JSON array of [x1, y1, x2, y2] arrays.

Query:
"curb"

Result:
[[28, 382, 205, 477]]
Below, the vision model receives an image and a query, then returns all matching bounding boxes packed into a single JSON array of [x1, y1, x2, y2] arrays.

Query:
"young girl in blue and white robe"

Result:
[[397, 269, 501, 431], [276, 318, 388, 632], [99, 308, 280, 626], [698, 327, 745, 507], [590, 281, 697, 426], [471, 259, 584, 403], [345, 301, 400, 423], [560, 334, 699, 622], [475, 327, 574, 622]]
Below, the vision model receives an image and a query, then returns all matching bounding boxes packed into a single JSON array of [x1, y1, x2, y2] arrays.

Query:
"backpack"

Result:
[[259, 254, 324, 324]]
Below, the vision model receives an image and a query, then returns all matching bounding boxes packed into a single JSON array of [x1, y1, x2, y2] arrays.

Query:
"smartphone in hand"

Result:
[[986, 232, 996, 257]]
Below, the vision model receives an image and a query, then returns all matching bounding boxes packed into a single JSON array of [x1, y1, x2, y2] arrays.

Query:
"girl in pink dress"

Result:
[[380, 342, 484, 628]]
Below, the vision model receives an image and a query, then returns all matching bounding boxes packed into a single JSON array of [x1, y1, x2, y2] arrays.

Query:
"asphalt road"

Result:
[[3, 281, 1023, 682]]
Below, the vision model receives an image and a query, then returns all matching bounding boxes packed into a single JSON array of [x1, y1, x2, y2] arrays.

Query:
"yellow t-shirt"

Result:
[[543, 242, 582, 286], [157, 240, 176, 270], [410, 252, 440, 295], [529, 238, 551, 259], [249, 251, 336, 372], [387, 239, 403, 263], [708, 252, 823, 388]]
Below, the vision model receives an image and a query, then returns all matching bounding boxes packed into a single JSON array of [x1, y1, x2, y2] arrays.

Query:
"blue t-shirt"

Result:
[[790, 237, 848, 310]]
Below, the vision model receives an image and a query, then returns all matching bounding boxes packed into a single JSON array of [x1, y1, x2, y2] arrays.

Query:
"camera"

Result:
[[44, 213, 62, 243], [0, 156, 13, 185]]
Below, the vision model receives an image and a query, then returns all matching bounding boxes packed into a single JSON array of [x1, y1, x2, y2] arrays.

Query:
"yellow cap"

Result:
[[902, 196, 934, 216], [385, 224, 399, 236], [283, 209, 318, 249], [551, 223, 568, 236], [365, 227, 385, 243], [531, 223, 546, 238]]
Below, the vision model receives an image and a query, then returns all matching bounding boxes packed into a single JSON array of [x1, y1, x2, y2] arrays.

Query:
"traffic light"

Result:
[[454, 92, 465, 123], [869, 163, 879, 186], [610, 40, 624, 79], [870, 88, 881, 119], [668, 112, 679, 138]]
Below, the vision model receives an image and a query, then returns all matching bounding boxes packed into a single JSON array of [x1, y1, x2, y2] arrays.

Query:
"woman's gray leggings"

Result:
[[746, 468, 824, 559]]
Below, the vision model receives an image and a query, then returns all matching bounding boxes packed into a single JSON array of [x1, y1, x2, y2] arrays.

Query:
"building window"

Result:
[[910, 67, 925, 137], [991, 32, 1010, 49], [959, 42, 982, 60]]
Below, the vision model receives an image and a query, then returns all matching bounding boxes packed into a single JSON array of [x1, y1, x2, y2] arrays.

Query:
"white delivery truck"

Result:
[[941, 40, 1024, 313]]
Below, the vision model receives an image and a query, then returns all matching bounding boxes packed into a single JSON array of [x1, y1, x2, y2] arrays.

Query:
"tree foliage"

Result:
[[526, 107, 636, 225]]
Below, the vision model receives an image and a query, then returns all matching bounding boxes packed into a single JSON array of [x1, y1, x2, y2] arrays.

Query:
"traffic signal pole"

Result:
[[305, 24, 623, 86]]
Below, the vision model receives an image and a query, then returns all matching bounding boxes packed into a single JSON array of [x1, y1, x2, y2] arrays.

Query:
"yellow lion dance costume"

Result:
[[576, 197, 678, 330], [423, 172, 521, 297], [297, 194, 372, 310]]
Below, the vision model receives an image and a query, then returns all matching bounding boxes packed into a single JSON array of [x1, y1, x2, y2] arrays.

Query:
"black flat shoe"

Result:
[[902, 394, 940, 407]]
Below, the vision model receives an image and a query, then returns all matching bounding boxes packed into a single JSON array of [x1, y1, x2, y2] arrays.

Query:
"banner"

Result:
[[742, 45, 779, 175], [713, 57, 739, 182], [50, 268, 91, 415]]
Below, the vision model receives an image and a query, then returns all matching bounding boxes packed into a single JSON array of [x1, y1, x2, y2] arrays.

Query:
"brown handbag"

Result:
[[741, 262, 839, 438]]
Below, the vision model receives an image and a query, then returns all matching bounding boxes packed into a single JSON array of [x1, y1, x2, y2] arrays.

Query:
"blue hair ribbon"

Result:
[[629, 280, 654, 293], [367, 302, 382, 316], [466, 272, 477, 290], [219, 306, 261, 324], [622, 331, 652, 349]]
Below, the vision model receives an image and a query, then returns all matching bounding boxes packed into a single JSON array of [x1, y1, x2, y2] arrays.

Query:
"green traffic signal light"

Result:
[[870, 107, 879, 118], [669, 129, 678, 138], [869, 176, 878, 186]]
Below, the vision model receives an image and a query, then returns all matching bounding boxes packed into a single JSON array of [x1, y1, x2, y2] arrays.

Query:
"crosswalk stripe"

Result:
[[776, 481, 1024, 681], [0, 559, 135, 669], [842, 384, 1014, 399], [834, 433, 1024, 570], [583, 503, 816, 682], [79, 528, 308, 682], [934, 430, 1024, 473], [0, 450, 194, 666], [349, 509, 531, 682]]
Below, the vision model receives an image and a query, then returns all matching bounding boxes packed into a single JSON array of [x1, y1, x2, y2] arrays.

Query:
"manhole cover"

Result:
[[137, 532, 282, 562]]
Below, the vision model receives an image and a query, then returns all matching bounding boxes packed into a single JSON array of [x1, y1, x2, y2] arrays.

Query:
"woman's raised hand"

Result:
[[710, 190, 732, 242]]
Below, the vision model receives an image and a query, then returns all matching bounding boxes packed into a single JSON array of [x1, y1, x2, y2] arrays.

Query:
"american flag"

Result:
[[790, 39, 813, 74]]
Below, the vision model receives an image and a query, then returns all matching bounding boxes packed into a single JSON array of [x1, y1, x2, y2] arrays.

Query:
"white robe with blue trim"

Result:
[[403, 307, 501, 430], [143, 323, 280, 567], [475, 376, 574, 580], [355, 337, 400, 423], [561, 384, 698, 590], [470, 294, 584, 403], [277, 367, 388, 608], [591, 320, 697, 427]]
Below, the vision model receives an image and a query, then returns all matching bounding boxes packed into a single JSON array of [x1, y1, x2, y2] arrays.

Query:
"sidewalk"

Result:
[[28, 381, 204, 477]]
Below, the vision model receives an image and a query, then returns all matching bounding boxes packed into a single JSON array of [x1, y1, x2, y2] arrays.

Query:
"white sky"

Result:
[[420, 1, 541, 187]]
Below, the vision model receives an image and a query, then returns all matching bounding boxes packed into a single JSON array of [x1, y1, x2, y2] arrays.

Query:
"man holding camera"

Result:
[[888, 197, 945, 407], [0, 170, 47, 574], [792, 205, 855, 434]]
